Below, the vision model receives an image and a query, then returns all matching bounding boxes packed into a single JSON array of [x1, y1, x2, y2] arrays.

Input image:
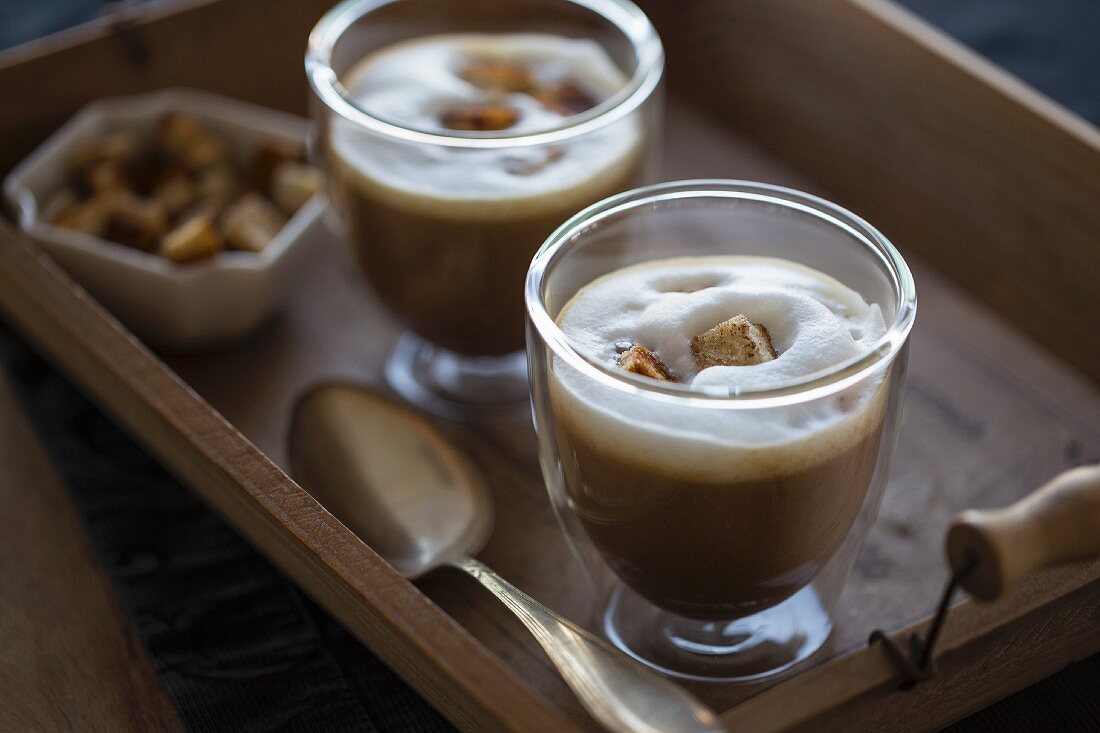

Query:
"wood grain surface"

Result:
[[0, 369, 182, 732], [638, 0, 1100, 385], [0, 221, 587, 733], [164, 98, 1100, 727], [0, 0, 1098, 731]]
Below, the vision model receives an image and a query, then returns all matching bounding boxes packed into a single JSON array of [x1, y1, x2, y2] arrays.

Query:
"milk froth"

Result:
[[331, 33, 642, 218], [551, 256, 890, 481]]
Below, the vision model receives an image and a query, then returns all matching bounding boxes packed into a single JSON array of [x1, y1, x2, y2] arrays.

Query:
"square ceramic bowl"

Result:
[[4, 88, 328, 351]]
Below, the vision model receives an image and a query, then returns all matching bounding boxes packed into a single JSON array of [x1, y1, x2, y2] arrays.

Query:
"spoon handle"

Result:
[[449, 556, 726, 733]]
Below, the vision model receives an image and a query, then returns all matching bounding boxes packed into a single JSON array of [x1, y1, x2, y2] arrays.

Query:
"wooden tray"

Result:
[[2, 1, 1099, 731]]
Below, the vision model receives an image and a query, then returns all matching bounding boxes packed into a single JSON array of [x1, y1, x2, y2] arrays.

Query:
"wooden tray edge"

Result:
[[852, 0, 1100, 153], [0, 221, 584, 733], [725, 564, 1100, 732], [7, 206, 1100, 732], [2, 1, 1098, 728]]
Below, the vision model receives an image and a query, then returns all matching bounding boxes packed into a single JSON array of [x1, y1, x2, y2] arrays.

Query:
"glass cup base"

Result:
[[602, 582, 831, 683], [384, 332, 531, 422]]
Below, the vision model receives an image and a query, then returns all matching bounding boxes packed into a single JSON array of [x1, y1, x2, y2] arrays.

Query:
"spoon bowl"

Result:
[[289, 382, 726, 733], [288, 382, 492, 577]]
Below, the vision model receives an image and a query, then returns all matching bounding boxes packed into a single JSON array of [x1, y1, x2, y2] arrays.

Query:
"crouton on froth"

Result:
[[691, 314, 778, 369], [459, 58, 535, 93], [618, 344, 677, 382]]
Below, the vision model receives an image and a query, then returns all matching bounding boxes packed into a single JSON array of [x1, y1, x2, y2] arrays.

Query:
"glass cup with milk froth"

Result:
[[306, 0, 663, 420], [525, 180, 917, 681]]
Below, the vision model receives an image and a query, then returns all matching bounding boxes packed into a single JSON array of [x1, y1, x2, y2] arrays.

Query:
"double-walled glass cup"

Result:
[[526, 181, 916, 681], [307, 0, 663, 420]]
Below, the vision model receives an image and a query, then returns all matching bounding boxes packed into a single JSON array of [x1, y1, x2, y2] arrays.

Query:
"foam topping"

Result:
[[331, 33, 641, 205], [560, 256, 886, 391], [344, 34, 628, 134], [550, 256, 891, 477]]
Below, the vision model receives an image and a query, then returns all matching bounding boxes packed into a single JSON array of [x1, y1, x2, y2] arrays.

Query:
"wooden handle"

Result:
[[947, 465, 1100, 601]]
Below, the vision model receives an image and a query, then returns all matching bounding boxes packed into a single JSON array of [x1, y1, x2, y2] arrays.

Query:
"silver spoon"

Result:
[[288, 383, 726, 733]]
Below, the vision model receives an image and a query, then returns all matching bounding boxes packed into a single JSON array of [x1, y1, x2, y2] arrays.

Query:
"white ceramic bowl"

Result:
[[4, 88, 328, 350]]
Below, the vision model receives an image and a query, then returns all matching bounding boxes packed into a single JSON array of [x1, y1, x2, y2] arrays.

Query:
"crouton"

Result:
[[160, 213, 223, 263], [196, 165, 239, 206], [691, 314, 778, 369], [100, 191, 168, 251], [460, 58, 535, 93], [534, 80, 597, 116], [246, 138, 306, 195], [151, 171, 196, 217], [271, 162, 323, 214], [155, 112, 229, 170], [70, 129, 140, 169], [440, 103, 519, 131], [52, 195, 109, 236], [618, 344, 677, 382], [221, 193, 285, 252], [80, 160, 129, 194]]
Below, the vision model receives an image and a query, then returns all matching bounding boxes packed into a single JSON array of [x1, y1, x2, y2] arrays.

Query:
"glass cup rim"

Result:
[[305, 0, 664, 149], [525, 179, 918, 410]]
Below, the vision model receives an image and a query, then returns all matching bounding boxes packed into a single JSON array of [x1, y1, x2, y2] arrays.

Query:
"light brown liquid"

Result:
[[326, 33, 646, 356], [551, 393, 886, 620], [334, 160, 641, 355]]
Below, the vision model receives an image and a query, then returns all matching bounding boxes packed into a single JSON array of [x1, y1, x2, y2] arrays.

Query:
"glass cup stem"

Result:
[[385, 333, 531, 422]]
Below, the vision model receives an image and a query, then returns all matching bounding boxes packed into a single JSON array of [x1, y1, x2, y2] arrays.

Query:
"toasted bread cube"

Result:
[[196, 165, 238, 206], [156, 112, 205, 148], [155, 112, 229, 170], [271, 162, 323, 214], [691, 314, 778, 369], [101, 191, 168, 251], [221, 193, 285, 252], [618, 344, 677, 382], [52, 195, 109, 236], [80, 160, 128, 194], [70, 129, 140, 169], [152, 171, 196, 218], [182, 135, 229, 169], [247, 138, 306, 195], [440, 103, 519, 131], [534, 80, 597, 116], [160, 214, 223, 263], [460, 58, 535, 93]]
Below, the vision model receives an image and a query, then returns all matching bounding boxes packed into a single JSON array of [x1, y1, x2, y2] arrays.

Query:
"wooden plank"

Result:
[[0, 1, 1098, 730], [0, 0, 333, 175], [0, 369, 183, 732], [639, 0, 1100, 384], [726, 565, 1100, 732], [0, 223, 586, 733], [166, 98, 1100, 725], [4, 93, 1097, 732]]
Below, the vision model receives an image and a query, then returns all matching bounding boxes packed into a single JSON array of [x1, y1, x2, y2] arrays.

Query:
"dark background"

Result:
[[2, 0, 1098, 125], [0, 1, 1098, 731]]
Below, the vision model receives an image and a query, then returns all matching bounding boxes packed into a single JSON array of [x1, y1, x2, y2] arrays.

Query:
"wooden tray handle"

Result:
[[947, 465, 1100, 601]]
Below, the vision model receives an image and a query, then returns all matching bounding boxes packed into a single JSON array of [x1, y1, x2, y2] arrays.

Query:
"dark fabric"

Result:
[[897, 0, 1100, 125], [0, 0, 103, 51], [895, 2, 1100, 725], [0, 325, 453, 733], [942, 654, 1100, 733], [2, 1, 1099, 731], [7, 326, 1097, 733]]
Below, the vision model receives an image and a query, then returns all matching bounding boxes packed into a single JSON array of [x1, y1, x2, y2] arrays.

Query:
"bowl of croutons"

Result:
[[4, 88, 327, 349]]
